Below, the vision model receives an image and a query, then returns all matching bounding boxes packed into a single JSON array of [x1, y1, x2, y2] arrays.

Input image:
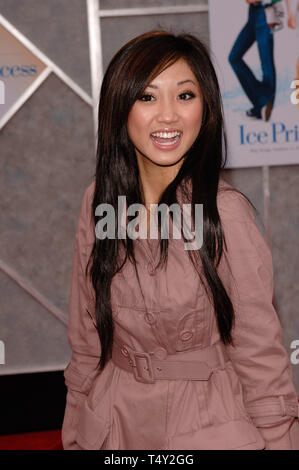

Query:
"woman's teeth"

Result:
[[150, 131, 182, 146], [151, 131, 181, 138], [152, 135, 179, 146]]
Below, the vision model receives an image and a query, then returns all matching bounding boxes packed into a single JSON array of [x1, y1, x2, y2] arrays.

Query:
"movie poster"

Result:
[[209, 0, 299, 168], [0, 23, 46, 128]]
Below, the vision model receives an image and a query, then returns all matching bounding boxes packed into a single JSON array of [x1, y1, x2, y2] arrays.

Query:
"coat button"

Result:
[[153, 347, 168, 360], [147, 262, 156, 276], [121, 346, 129, 357], [144, 312, 156, 325], [179, 329, 194, 342]]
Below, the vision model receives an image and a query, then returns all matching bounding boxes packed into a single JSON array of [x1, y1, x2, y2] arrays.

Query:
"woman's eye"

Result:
[[138, 94, 155, 102], [179, 91, 195, 100]]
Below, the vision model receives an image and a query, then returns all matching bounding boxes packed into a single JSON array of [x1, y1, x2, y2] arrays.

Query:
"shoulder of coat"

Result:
[[80, 179, 95, 217], [217, 178, 255, 223], [84, 179, 96, 205], [78, 179, 96, 245]]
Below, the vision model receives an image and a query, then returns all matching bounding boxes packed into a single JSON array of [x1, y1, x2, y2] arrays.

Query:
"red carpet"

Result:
[[0, 429, 63, 450]]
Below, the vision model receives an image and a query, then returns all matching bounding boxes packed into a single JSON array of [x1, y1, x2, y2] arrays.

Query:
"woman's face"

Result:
[[127, 58, 204, 169]]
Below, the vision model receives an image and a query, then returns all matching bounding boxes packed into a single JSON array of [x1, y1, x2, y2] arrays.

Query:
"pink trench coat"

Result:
[[62, 178, 299, 450]]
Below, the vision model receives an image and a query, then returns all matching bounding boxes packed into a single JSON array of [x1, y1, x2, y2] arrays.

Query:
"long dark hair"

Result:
[[86, 31, 253, 371]]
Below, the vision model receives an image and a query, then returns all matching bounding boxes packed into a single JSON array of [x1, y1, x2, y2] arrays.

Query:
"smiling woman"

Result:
[[62, 31, 299, 450], [127, 59, 204, 172]]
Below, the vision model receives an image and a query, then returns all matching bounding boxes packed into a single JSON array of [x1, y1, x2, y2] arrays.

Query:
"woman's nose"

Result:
[[156, 100, 179, 123]]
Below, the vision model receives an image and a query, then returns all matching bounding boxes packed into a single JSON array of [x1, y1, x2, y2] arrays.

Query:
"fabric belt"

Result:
[[111, 340, 230, 384], [246, 397, 299, 419]]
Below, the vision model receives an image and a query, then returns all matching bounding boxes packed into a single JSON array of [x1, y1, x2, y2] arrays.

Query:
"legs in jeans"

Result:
[[255, 14, 276, 108], [228, 6, 276, 117]]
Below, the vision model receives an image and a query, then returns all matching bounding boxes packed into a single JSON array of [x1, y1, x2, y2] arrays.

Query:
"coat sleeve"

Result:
[[61, 182, 101, 450], [217, 189, 299, 450]]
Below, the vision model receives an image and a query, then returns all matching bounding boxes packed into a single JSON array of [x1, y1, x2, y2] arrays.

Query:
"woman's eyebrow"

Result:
[[147, 79, 197, 89], [177, 79, 197, 86]]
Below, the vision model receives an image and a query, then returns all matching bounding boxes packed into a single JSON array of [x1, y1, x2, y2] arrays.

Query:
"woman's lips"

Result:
[[150, 131, 182, 151]]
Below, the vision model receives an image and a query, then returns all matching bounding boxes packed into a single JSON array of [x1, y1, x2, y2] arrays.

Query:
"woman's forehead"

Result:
[[147, 58, 199, 88]]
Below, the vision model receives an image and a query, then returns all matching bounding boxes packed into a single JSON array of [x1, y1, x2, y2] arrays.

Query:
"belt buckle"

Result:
[[130, 351, 155, 384]]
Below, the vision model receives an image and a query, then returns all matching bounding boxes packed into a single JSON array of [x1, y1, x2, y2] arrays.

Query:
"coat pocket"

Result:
[[75, 399, 110, 450], [166, 419, 266, 450]]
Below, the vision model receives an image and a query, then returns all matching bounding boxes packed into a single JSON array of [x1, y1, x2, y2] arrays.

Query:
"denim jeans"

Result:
[[228, 4, 276, 111]]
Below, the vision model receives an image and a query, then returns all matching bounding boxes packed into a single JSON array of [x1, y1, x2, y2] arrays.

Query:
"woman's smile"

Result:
[[150, 128, 183, 150]]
